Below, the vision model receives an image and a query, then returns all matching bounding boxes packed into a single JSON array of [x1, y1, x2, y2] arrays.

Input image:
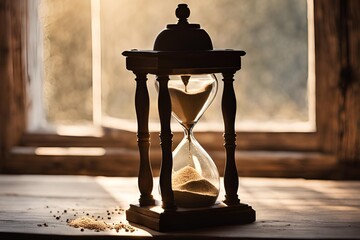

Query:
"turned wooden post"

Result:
[[221, 72, 240, 205], [134, 72, 155, 206], [156, 75, 176, 210]]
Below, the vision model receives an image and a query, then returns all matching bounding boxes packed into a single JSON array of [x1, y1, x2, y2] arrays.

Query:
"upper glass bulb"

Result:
[[168, 74, 218, 131]]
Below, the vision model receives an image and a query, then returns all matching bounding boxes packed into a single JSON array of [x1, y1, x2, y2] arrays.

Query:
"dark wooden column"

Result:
[[157, 75, 176, 210], [221, 72, 240, 205], [134, 72, 155, 206]]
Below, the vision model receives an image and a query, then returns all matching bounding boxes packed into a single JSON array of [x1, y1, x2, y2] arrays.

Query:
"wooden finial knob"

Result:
[[176, 4, 190, 24]]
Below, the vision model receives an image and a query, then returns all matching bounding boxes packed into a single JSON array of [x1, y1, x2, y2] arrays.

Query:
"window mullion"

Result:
[[91, 0, 102, 126]]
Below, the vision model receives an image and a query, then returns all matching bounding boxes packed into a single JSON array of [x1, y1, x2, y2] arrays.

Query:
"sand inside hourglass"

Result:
[[172, 166, 218, 208], [168, 83, 212, 128], [169, 76, 218, 207]]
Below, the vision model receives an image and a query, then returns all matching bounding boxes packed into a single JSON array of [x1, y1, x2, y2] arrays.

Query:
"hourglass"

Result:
[[166, 74, 219, 208], [123, 3, 255, 231]]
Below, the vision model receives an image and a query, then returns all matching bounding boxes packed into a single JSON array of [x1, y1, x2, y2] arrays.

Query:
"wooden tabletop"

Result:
[[0, 175, 359, 239]]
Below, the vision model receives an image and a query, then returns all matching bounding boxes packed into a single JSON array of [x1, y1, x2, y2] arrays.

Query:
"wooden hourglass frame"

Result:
[[123, 4, 255, 231]]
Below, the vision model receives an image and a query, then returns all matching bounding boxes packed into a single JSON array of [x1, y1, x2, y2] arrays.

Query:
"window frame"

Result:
[[1, 0, 359, 179]]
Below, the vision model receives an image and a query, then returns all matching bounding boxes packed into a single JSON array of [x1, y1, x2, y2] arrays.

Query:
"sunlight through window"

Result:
[[37, 0, 314, 132]]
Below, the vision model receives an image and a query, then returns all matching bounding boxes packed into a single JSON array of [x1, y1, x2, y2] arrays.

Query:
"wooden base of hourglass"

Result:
[[126, 201, 255, 232]]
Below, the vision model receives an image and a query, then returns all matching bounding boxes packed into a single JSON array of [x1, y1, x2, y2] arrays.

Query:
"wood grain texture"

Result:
[[0, 0, 27, 171], [313, 0, 341, 154], [18, 130, 319, 152], [126, 202, 255, 231], [0, 175, 359, 239], [0, 0, 11, 170], [337, 0, 360, 166], [314, 0, 360, 169], [7, 147, 344, 179]]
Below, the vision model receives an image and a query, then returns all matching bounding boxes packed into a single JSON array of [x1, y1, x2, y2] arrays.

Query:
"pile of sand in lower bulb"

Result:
[[172, 166, 218, 208]]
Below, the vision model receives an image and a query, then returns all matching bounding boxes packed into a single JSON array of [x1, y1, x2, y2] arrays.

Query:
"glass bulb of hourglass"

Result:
[[158, 74, 220, 208]]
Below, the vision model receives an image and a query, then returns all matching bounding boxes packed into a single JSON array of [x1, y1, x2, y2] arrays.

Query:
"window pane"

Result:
[[39, 0, 311, 130], [40, 0, 93, 125], [101, 0, 311, 130]]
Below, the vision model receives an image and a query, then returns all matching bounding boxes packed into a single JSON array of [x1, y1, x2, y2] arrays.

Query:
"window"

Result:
[[2, 0, 358, 178], [34, 0, 314, 133]]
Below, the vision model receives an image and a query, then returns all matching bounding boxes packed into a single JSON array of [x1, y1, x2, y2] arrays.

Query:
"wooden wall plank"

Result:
[[314, 0, 360, 171], [0, 0, 13, 170], [338, 0, 360, 165], [313, 0, 341, 154], [0, 0, 27, 171], [8, 146, 342, 179]]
